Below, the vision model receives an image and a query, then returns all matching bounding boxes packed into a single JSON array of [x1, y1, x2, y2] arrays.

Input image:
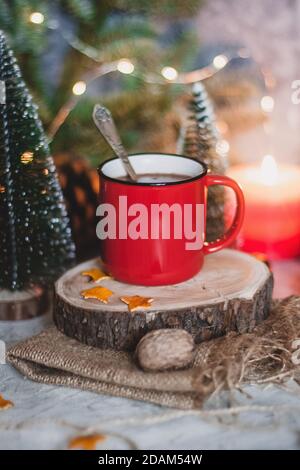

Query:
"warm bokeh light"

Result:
[[72, 81, 87, 96], [117, 59, 135, 74], [260, 95, 274, 113], [20, 151, 34, 164], [260, 154, 279, 185], [213, 54, 228, 70], [216, 139, 230, 156], [29, 12, 45, 24], [161, 66, 178, 81]]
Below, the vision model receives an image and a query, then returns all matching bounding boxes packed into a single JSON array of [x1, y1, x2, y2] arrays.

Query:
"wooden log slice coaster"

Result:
[[0, 286, 51, 321], [53, 249, 273, 351]]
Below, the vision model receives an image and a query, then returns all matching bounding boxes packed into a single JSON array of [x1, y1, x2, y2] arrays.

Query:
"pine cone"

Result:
[[183, 82, 228, 241]]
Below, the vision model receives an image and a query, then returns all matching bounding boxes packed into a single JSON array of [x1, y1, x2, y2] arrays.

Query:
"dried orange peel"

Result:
[[0, 394, 14, 411], [81, 286, 113, 303], [68, 434, 106, 450], [120, 295, 154, 312], [81, 268, 111, 282]]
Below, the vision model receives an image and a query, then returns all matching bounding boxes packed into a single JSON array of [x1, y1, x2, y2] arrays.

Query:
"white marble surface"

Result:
[[1, 312, 300, 450]]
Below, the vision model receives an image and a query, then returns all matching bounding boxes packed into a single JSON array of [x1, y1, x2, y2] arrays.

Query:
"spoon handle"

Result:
[[93, 104, 137, 181]]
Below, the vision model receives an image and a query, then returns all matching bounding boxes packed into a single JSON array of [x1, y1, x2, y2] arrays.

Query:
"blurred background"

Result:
[[2, 0, 299, 163], [1, 0, 299, 295]]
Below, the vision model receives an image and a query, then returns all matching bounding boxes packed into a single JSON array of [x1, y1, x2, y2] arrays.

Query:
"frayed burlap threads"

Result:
[[7, 297, 300, 409], [193, 296, 300, 398]]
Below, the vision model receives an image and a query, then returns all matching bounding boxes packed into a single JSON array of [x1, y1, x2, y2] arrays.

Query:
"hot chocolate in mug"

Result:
[[98, 153, 245, 285]]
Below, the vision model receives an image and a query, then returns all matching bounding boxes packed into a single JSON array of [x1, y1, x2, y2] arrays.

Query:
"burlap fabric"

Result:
[[7, 296, 300, 409]]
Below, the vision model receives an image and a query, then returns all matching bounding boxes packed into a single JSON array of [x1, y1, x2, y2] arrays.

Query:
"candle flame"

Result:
[[260, 154, 279, 185]]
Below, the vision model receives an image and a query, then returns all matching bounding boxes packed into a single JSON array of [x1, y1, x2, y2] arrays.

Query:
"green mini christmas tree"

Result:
[[0, 30, 75, 291], [183, 82, 228, 241]]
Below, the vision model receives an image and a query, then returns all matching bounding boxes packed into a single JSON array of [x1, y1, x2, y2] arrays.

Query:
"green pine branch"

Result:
[[0, 0, 204, 167]]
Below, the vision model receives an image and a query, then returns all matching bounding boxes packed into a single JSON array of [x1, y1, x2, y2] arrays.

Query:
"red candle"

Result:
[[228, 155, 300, 260]]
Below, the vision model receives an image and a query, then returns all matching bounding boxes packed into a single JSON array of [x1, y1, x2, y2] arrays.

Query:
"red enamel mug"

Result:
[[98, 153, 244, 285]]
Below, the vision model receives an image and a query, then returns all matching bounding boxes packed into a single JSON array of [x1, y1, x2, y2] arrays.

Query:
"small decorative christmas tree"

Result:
[[183, 82, 228, 241], [0, 31, 75, 293]]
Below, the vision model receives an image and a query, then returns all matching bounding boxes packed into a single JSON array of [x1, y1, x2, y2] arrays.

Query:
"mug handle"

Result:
[[203, 174, 245, 255]]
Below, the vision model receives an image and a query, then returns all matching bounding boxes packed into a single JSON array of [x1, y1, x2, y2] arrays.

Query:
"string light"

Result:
[[213, 54, 228, 70], [161, 66, 178, 81], [33, 17, 249, 87], [72, 81, 87, 96], [43, 25, 251, 140], [49, 53, 242, 140], [20, 151, 34, 164], [29, 12, 45, 24], [48, 63, 119, 139], [260, 95, 274, 113], [36, 21, 278, 176], [216, 139, 230, 156], [28, 14, 274, 147], [117, 59, 134, 74]]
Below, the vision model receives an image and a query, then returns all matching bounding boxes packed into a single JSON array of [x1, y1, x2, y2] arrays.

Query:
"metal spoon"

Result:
[[93, 104, 137, 181]]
